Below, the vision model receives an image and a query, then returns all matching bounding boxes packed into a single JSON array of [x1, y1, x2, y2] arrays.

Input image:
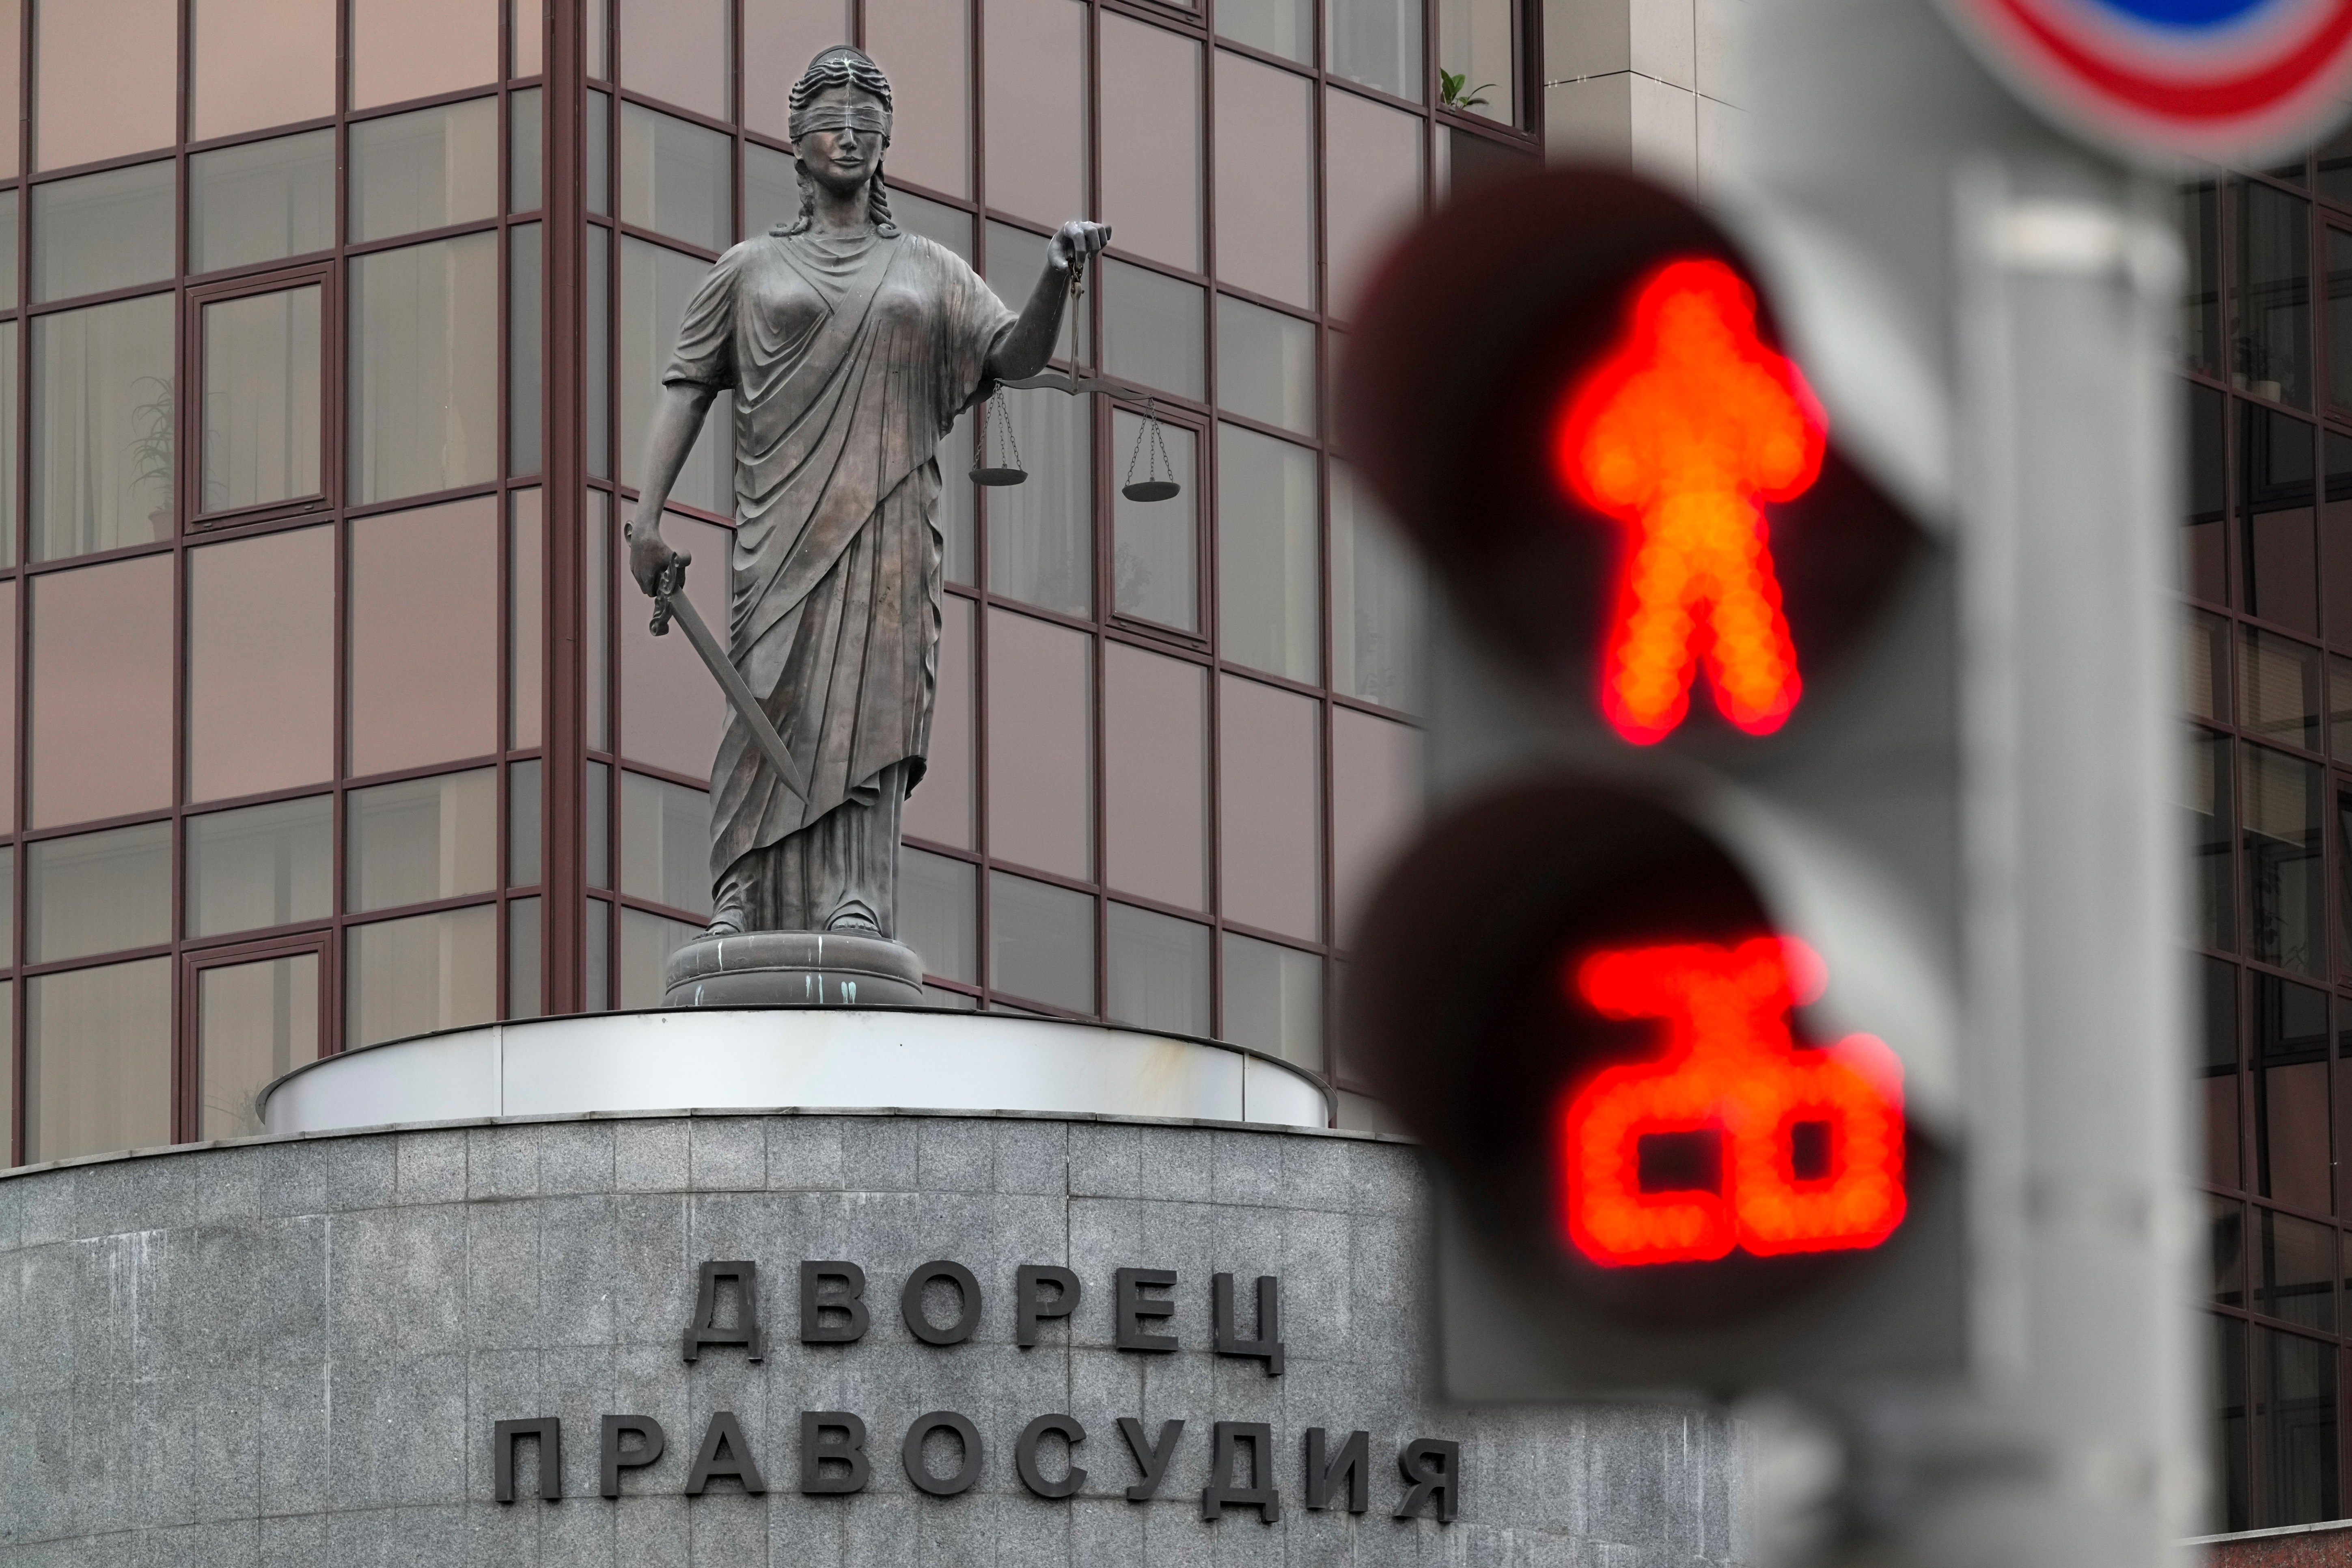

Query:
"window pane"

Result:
[[30, 294, 175, 562], [586, 490, 610, 747], [940, 408, 976, 584], [619, 102, 731, 253], [744, 0, 852, 145], [1222, 932, 1321, 1071], [744, 141, 798, 239], [198, 953, 321, 1140], [1218, 0, 1311, 62], [32, 162, 175, 304], [1219, 674, 1322, 940], [202, 287, 323, 514], [0, 323, 17, 566], [1108, 904, 1210, 1036], [350, 99, 500, 242], [2239, 627, 2321, 751], [2209, 1316, 2251, 1534], [349, 233, 500, 504], [1328, 0, 1421, 99], [588, 88, 612, 217], [347, 905, 499, 1047], [510, 86, 543, 211], [2182, 182, 2222, 376], [511, 489, 543, 747], [0, 0, 17, 181], [510, 757, 542, 884], [349, 497, 500, 775], [28, 822, 170, 963], [0, 587, 17, 831], [348, 768, 498, 913], [511, 222, 543, 475], [990, 871, 1095, 1014], [2258, 1209, 2335, 1329], [2187, 608, 2231, 725], [1214, 54, 1315, 309], [985, 222, 1089, 363], [986, 388, 1091, 616], [189, 524, 334, 802], [985, 0, 1085, 226], [2330, 231, 2352, 414], [1218, 424, 1320, 682], [351, 0, 499, 109], [618, 907, 698, 1008], [30, 555, 172, 827], [903, 593, 975, 849], [619, 0, 730, 118], [25, 958, 171, 1163], [2255, 1328, 2339, 1525], [1112, 413, 1198, 631], [986, 609, 1093, 880], [2245, 744, 2325, 977], [618, 511, 727, 776], [589, 229, 611, 474], [1438, 0, 1513, 122], [619, 237, 735, 513], [2238, 181, 2313, 408], [2242, 403, 2318, 634], [2190, 729, 2234, 951], [2331, 437, 2352, 641], [620, 770, 711, 917], [34, 0, 175, 170], [194, 0, 336, 140], [187, 796, 333, 938], [1330, 459, 1423, 710], [2186, 382, 2227, 606], [1104, 643, 1207, 909], [2204, 954, 2242, 1190], [893, 187, 974, 261], [1332, 707, 1420, 938], [1217, 296, 1315, 435], [1102, 261, 1206, 401], [1326, 88, 1423, 319], [2253, 974, 2333, 1214], [586, 897, 611, 1010], [508, 896, 542, 1018], [901, 846, 976, 984], [2213, 1195, 2248, 1305], [0, 190, 17, 310], [588, 760, 610, 888], [190, 131, 337, 274], [1100, 16, 1201, 271]]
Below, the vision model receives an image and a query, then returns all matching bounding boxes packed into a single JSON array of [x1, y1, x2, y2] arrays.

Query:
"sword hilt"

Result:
[[650, 558, 685, 637]]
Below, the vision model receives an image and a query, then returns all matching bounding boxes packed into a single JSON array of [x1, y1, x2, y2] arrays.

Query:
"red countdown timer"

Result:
[[1555, 259, 1826, 746], [1557, 935, 1907, 1267]]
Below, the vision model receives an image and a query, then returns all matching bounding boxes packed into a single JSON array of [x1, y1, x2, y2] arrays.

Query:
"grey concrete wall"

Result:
[[0, 1111, 1750, 1565]]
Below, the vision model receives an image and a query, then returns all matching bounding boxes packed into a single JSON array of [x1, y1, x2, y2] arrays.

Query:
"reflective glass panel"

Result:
[[2183, 182, 2222, 375], [744, 141, 798, 239], [1104, 643, 1207, 910], [1102, 261, 1206, 401], [619, 102, 731, 252], [892, 187, 974, 261], [350, 98, 500, 242], [1438, 0, 1514, 122], [508, 896, 542, 1018], [190, 131, 337, 274], [349, 233, 500, 503], [2187, 608, 2231, 724], [511, 86, 543, 211], [1332, 706, 1421, 936], [1100, 15, 1201, 271], [618, 512, 728, 776], [511, 490, 543, 747], [1222, 932, 1322, 1071], [586, 897, 610, 1009], [510, 757, 543, 885], [985, 0, 1086, 226], [618, 907, 701, 1007], [2253, 974, 2333, 1214], [1328, 0, 1422, 99], [939, 408, 976, 584], [1219, 674, 1322, 941], [1112, 412, 1199, 632], [2330, 231, 2352, 412], [2245, 743, 2325, 977], [588, 760, 610, 889], [0, 587, 16, 830], [1218, 423, 1321, 682], [27, 822, 170, 963], [2210, 1316, 2251, 1533], [348, 497, 500, 776], [198, 953, 321, 1139], [2259, 1209, 2336, 1329], [0, 0, 17, 181], [201, 287, 323, 513], [2237, 180, 2313, 408], [2322, 127, 2352, 205], [1218, 0, 1311, 62], [30, 294, 175, 562], [620, 770, 712, 917], [585, 491, 610, 747], [186, 796, 334, 938], [0, 190, 17, 309], [744, 0, 852, 144], [903, 594, 975, 849], [1325, 88, 1424, 317], [901, 846, 977, 984], [619, 237, 735, 513], [26, 957, 171, 1162], [514, 0, 540, 77], [2204, 954, 2242, 1189], [188, 525, 335, 802], [1217, 295, 1316, 435], [1214, 53, 1315, 308], [32, 161, 174, 303], [985, 223, 1087, 362], [347, 768, 499, 913], [1108, 904, 1211, 1036], [30, 554, 172, 826], [351, 0, 499, 109], [2187, 382, 2227, 605], [588, 88, 611, 217], [2240, 627, 2322, 750], [987, 388, 1091, 616], [347, 906, 499, 1047], [2242, 404, 2318, 634], [589, 230, 610, 473], [35, 0, 175, 170], [0, 324, 17, 567], [511, 222, 543, 474], [194, 0, 335, 140], [986, 608, 1093, 880], [2213, 1194, 2247, 1306], [989, 871, 1095, 1014], [1331, 459, 1423, 710], [619, 0, 730, 118], [2255, 1328, 2339, 1525], [2334, 655, 2352, 756]]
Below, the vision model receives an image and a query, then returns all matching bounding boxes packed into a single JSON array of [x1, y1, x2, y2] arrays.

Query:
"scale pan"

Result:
[[1121, 479, 1180, 503], [971, 466, 1028, 487]]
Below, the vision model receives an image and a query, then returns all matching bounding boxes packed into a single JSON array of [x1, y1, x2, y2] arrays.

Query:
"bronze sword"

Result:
[[649, 558, 812, 804]]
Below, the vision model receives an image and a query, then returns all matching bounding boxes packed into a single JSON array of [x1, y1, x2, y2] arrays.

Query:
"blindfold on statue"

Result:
[[791, 105, 891, 139]]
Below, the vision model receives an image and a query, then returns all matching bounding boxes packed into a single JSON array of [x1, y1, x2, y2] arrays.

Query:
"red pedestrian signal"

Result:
[[1558, 935, 1905, 1268], [1557, 259, 1823, 744]]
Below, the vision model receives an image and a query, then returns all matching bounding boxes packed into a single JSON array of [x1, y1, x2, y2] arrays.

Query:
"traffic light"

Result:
[[1338, 165, 1968, 1399]]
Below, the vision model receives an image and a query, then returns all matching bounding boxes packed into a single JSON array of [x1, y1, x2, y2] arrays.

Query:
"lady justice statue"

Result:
[[626, 45, 1107, 1005]]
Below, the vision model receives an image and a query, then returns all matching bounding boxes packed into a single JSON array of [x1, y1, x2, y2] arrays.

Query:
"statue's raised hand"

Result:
[[626, 515, 691, 597], [1048, 220, 1112, 273]]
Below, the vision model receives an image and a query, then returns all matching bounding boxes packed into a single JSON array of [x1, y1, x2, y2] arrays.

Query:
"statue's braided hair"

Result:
[[779, 45, 898, 238]]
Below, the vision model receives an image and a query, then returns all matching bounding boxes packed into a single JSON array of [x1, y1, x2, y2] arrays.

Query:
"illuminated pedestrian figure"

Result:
[[1558, 936, 1906, 1267], [1555, 258, 1824, 744]]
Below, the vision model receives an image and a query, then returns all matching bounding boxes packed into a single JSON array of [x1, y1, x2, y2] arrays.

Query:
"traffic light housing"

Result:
[[1339, 166, 1967, 1399]]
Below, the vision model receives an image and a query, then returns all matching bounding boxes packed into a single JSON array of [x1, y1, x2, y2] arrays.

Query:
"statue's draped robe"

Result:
[[663, 227, 1014, 934]]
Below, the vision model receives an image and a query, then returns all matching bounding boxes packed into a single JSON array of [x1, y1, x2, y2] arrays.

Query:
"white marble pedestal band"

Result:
[[663, 931, 928, 1008]]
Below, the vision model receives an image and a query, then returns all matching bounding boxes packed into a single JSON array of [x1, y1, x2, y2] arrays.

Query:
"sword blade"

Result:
[[659, 589, 813, 804]]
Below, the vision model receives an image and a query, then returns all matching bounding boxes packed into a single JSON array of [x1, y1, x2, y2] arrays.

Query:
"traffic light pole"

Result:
[[1748, 3, 2196, 1563]]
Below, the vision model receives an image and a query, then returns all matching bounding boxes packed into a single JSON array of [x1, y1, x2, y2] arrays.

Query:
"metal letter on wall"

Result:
[[1014, 1415, 1089, 1499], [1201, 1421, 1281, 1523], [899, 1260, 982, 1346], [682, 1260, 769, 1362], [1304, 1427, 1369, 1513], [1114, 1267, 1178, 1351], [600, 1415, 666, 1497], [1015, 1264, 1081, 1347], [1212, 1273, 1285, 1374], [685, 1411, 768, 1495], [900, 1410, 984, 1497], [800, 1260, 871, 1343], [800, 1411, 872, 1494], [1395, 1438, 1462, 1523], [494, 1417, 563, 1503], [1116, 1416, 1185, 1501]]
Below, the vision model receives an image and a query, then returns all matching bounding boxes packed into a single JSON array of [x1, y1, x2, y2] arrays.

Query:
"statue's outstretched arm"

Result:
[[626, 381, 720, 595], [987, 219, 1113, 383]]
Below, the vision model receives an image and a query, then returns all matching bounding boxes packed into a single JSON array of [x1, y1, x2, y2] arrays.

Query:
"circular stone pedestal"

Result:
[[664, 930, 925, 1007]]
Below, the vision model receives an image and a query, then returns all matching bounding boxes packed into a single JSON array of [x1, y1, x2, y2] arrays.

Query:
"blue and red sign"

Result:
[[1941, 0, 2352, 160]]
